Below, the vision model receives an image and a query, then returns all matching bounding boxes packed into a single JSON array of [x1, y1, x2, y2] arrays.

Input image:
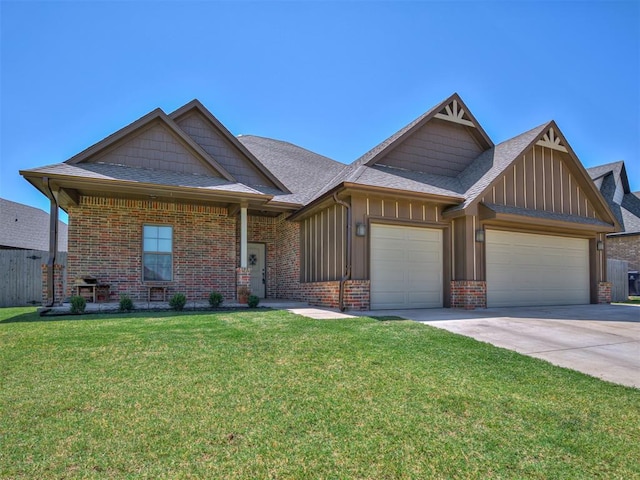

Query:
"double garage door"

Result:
[[486, 230, 590, 307], [370, 224, 590, 309]]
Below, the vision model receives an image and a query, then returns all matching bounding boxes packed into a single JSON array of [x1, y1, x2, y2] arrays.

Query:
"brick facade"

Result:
[[301, 280, 370, 310], [450, 280, 487, 309], [606, 235, 640, 272], [64, 196, 301, 303], [597, 282, 612, 304], [41, 264, 66, 306], [275, 214, 302, 300]]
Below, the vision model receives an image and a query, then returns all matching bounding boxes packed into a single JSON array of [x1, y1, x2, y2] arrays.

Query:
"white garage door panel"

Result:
[[371, 224, 443, 309], [486, 230, 590, 307]]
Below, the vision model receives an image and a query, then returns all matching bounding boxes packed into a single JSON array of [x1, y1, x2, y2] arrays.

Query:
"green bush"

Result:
[[247, 295, 260, 308], [119, 294, 134, 312], [209, 291, 223, 308], [169, 293, 187, 311], [69, 295, 86, 314]]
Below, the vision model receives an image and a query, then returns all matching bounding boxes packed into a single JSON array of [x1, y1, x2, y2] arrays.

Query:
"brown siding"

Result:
[[350, 194, 450, 281], [176, 111, 275, 187], [90, 123, 216, 176], [300, 204, 346, 282], [378, 118, 485, 176], [486, 145, 605, 221]]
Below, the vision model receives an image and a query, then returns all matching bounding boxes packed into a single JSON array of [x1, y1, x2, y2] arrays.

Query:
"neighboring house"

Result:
[[20, 94, 619, 309], [0, 198, 68, 307], [0, 198, 68, 251], [587, 161, 640, 292]]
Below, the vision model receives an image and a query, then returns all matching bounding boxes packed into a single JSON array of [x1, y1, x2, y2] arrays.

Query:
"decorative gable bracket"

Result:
[[536, 127, 568, 152], [434, 99, 476, 128]]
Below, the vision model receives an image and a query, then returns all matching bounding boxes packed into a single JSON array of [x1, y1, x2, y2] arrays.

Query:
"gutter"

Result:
[[333, 193, 351, 312], [44, 177, 59, 307]]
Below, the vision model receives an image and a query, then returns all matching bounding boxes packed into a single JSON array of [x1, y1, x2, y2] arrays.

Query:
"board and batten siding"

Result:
[[350, 194, 450, 282], [480, 145, 601, 219], [300, 204, 347, 283]]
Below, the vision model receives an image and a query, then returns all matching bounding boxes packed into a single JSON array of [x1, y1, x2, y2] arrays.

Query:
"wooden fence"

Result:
[[0, 250, 67, 307], [607, 258, 629, 303]]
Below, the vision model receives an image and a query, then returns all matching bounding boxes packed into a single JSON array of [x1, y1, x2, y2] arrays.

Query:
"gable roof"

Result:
[[0, 198, 68, 251], [587, 161, 640, 234], [170, 100, 289, 192], [66, 108, 236, 182], [354, 93, 493, 168]]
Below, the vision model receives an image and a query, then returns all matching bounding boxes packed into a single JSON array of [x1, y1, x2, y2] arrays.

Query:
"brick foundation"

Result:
[[597, 282, 612, 304], [301, 280, 371, 310], [42, 264, 66, 306], [450, 280, 486, 309]]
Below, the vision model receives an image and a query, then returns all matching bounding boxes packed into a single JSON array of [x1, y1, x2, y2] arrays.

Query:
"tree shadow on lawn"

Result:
[[0, 308, 267, 324]]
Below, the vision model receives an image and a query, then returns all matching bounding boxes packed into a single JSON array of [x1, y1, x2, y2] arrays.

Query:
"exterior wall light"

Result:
[[475, 229, 485, 243], [596, 240, 604, 251], [355, 223, 366, 237]]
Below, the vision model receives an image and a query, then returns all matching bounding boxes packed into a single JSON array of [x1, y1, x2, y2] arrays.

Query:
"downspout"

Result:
[[333, 193, 351, 312], [44, 178, 59, 307]]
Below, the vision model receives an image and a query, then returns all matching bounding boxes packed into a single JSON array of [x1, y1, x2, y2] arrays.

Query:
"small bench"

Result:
[[145, 284, 169, 302]]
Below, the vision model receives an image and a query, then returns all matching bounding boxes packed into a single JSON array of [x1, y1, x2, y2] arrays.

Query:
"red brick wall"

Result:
[[607, 235, 640, 272], [301, 280, 370, 310], [276, 214, 302, 300], [450, 280, 487, 309], [67, 196, 305, 304], [41, 264, 65, 306], [343, 280, 370, 310], [68, 197, 237, 302], [597, 282, 612, 304]]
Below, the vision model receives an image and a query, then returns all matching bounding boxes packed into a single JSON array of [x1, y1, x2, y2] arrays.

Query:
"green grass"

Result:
[[624, 296, 640, 305], [1, 307, 639, 479]]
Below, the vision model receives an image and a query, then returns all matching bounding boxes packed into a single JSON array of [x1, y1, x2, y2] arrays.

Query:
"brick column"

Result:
[[450, 280, 486, 309], [597, 282, 612, 304], [236, 267, 251, 300], [343, 280, 370, 310], [42, 264, 66, 306]]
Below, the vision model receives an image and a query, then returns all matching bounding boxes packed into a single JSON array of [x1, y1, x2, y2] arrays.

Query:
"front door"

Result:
[[247, 243, 266, 298]]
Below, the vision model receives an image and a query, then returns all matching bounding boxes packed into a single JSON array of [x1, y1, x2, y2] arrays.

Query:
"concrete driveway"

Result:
[[358, 304, 640, 388]]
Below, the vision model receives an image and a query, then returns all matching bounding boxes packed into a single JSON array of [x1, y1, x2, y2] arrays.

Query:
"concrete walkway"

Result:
[[355, 304, 640, 388]]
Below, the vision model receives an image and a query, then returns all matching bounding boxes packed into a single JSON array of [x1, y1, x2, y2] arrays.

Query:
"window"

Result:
[[143, 225, 172, 281]]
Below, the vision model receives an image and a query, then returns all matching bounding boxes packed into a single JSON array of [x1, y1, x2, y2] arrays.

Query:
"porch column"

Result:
[[240, 205, 248, 268]]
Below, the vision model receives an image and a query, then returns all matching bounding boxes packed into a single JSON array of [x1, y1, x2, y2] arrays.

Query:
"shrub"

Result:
[[247, 294, 260, 308], [70, 295, 86, 314], [209, 291, 223, 308], [169, 293, 187, 311], [119, 294, 134, 312]]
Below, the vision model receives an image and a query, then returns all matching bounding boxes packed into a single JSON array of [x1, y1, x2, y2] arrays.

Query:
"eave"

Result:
[[478, 203, 617, 234], [288, 182, 464, 221], [20, 170, 274, 212]]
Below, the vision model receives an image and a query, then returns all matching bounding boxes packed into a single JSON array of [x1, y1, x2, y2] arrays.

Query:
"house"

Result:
[[20, 94, 619, 309], [0, 198, 68, 307], [0, 198, 68, 251], [587, 161, 640, 293]]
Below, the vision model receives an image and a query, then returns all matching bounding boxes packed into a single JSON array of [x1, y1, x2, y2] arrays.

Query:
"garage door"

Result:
[[370, 224, 442, 309], [486, 230, 590, 307]]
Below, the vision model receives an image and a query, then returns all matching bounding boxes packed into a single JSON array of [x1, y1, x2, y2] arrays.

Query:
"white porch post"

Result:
[[240, 206, 248, 268]]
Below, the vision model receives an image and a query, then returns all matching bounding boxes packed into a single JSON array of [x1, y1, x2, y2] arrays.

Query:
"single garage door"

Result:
[[370, 224, 442, 309], [486, 230, 590, 307]]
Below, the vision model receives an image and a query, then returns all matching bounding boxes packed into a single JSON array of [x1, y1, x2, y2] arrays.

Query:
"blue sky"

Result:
[[1, 1, 638, 221]]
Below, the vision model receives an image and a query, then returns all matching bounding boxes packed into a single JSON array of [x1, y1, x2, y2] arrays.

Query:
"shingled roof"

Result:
[[587, 161, 640, 234], [0, 198, 68, 251]]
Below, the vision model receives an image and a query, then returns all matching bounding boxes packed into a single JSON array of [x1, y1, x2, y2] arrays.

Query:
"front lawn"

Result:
[[1, 307, 639, 479]]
